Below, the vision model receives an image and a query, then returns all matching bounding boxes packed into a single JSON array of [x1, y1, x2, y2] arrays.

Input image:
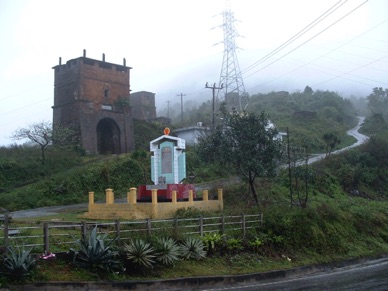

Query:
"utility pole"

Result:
[[166, 100, 170, 118], [177, 93, 186, 125], [205, 82, 224, 130]]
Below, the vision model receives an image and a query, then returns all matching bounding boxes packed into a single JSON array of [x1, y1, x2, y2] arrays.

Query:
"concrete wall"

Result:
[[83, 187, 224, 220]]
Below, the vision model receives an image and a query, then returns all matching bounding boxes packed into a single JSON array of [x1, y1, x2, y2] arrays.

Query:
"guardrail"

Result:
[[0, 213, 263, 254]]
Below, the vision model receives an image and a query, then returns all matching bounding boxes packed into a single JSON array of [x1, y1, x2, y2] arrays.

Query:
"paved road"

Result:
[[307, 116, 368, 164], [199, 257, 388, 291], [10, 203, 88, 219], [10, 117, 369, 219]]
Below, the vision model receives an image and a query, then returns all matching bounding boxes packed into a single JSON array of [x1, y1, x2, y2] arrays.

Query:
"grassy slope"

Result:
[[5, 146, 388, 283], [2, 92, 387, 283]]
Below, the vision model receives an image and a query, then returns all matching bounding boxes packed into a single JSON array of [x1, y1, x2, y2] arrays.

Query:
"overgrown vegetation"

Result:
[[0, 246, 36, 281], [70, 226, 122, 274], [0, 87, 387, 286]]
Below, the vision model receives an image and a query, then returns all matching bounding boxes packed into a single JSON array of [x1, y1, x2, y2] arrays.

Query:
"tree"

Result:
[[288, 139, 314, 208], [303, 86, 313, 95], [11, 121, 78, 164], [197, 111, 283, 206], [322, 133, 341, 157], [366, 87, 388, 121]]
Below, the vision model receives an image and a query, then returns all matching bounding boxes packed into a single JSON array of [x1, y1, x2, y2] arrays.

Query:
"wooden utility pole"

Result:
[[205, 82, 224, 130], [166, 100, 171, 118], [287, 127, 293, 207], [177, 93, 186, 125]]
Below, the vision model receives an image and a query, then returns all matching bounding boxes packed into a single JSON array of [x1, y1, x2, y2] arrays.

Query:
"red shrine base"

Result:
[[137, 184, 196, 202]]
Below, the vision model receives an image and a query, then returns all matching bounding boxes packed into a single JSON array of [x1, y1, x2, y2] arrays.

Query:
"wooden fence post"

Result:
[[44, 222, 49, 254], [173, 218, 178, 237], [221, 215, 225, 234], [242, 213, 246, 238], [115, 220, 121, 239], [146, 219, 152, 236], [3, 214, 9, 254], [199, 215, 204, 236]]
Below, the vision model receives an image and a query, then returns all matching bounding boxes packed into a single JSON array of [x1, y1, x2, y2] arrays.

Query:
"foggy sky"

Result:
[[1, 0, 387, 145]]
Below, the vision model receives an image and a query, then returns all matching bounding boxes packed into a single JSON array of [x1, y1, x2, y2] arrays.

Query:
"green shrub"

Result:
[[225, 237, 244, 254], [153, 237, 181, 266], [70, 226, 121, 273], [123, 239, 155, 271], [201, 232, 224, 256], [179, 237, 207, 260], [248, 237, 263, 253], [0, 246, 36, 281]]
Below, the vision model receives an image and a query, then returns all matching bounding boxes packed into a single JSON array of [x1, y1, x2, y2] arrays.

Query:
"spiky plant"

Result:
[[70, 226, 121, 273], [1, 246, 36, 280], [123, 239, 155, 270], [179, 237, 207, 260], [154, 237, 181, 266]]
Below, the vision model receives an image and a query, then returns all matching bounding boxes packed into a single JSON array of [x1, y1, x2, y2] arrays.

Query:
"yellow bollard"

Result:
[[217, 188, 223, 201], [202, 190, 208, 201], [152, 189, 158, 204], [172, 190, 177, 203], [128, 187, 137, 204], [106, 188, 114, 204], [88, 192, 94, 205]]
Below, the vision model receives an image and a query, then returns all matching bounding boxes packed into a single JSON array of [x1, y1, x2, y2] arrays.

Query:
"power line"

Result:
[[241, 0, 349, 75], [0, 107, 52, 130], [312, 54, 388, 87], [0, 97, 51, 117], [243, 0, 369, 81], [312, 62, 388, 86], [248, 16, 388, 92]]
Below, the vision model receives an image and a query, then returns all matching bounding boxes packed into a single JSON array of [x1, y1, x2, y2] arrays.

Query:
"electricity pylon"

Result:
[[217, 1, 248, 112]]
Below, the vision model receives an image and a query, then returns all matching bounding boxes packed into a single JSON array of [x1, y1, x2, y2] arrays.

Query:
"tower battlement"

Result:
[[52, 50, 134, 155]]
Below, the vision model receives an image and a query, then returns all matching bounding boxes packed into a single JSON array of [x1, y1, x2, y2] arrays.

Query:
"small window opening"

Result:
[[104, 89, 110, 98]]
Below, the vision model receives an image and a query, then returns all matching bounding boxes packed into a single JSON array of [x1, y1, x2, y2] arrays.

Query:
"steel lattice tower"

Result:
[[217, 3, 248, 111]]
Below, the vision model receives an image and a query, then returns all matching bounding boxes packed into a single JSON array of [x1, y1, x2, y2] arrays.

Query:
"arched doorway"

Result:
[[96, 118, 121, 154]]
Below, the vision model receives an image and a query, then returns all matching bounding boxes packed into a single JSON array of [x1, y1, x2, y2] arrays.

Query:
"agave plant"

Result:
[[123, 239, 155, 270], [70, 226, 121, 273], [1, 246, 36, 280], [179, 237, 207, 260], [154, 237, 181, 266]]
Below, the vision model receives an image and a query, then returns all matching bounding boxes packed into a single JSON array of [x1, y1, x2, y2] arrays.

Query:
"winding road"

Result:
[[10, 117, 369, 219], [307, 116, 368, 164]]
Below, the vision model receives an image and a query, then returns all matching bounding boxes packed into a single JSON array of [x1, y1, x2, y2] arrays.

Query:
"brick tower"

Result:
[[52, 50, 135, 154]]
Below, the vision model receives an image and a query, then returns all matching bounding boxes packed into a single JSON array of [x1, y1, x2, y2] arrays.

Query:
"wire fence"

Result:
[[1, 213, 263, 254]]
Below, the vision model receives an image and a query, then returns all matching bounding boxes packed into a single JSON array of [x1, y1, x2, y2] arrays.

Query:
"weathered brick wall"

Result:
[[130, 91, 157, 120], [52, 56, 134, 154]]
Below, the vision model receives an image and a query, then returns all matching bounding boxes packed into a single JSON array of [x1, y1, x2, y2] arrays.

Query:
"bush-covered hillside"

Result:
[[0, 88, 381, 212], [0, 154, 147, 211], [0, 88, 387, 286]]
